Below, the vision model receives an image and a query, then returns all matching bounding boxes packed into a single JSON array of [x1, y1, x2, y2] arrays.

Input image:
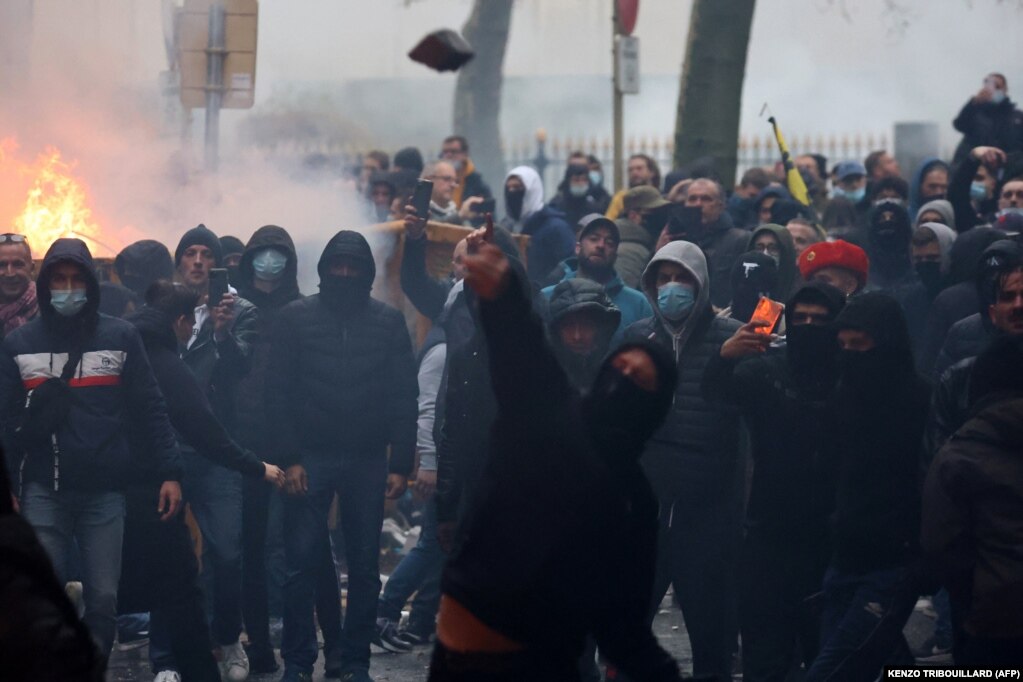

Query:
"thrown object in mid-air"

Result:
[[408, 29, 475, 72]]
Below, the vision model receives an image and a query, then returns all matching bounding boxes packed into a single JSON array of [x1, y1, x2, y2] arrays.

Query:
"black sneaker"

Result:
[[340, 671, 374, 682], [372, 618, 413, 653], [396, 628, 434, 647]]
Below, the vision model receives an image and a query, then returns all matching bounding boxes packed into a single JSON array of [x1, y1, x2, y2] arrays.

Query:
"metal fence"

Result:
[[253, 129, 888, 195]]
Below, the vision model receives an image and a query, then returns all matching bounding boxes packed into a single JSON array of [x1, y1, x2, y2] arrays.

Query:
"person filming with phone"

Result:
[[952, 73, 1023, 164]]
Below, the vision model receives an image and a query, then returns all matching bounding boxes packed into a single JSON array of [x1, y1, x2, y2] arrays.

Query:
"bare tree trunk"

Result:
[[0, 0, 33, 97], [453, 0, 514, 195], [674, 0, 756, 186]]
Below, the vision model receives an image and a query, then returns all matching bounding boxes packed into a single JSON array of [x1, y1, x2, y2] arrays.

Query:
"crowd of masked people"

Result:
[[0, 70, 1022, 682]]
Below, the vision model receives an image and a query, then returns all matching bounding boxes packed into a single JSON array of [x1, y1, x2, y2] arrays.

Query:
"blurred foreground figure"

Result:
[[428, 233, 681, 682]]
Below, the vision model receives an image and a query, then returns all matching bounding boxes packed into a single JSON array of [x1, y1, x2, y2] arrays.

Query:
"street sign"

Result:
[[615, 35, 640, 95], [178, 0, 258, 109], [616, 0, 640, 36]]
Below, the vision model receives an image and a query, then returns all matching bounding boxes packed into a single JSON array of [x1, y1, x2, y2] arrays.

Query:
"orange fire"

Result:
[[1, 138, 122, 257]]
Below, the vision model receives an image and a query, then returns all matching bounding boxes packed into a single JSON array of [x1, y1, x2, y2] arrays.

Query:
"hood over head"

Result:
[[317, 230, 376, 285], [728, 251, 779, 323], [833, 292, 915, 390], [753, 185, 793, 212], [36, 238, 101, 331], [909, 157, 951, 215], [948, 226, 1002, 284], [237, 224, 301, 302], [868, 200, 913, 275], [749, 223, 798, 295], [582, 340, 678, 464], [641, 240, 710, 342], [505, 166, 546, 224], [219, 236, 245, 258], [914, 199, 956, 231], [784, 281, 846, 389], [115, 240, 175, 297], [918, 222, 957, 275], [547, 278, 621, 336]]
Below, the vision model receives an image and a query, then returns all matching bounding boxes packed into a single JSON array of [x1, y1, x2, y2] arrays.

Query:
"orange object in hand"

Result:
[[750, 297, 784, 335]]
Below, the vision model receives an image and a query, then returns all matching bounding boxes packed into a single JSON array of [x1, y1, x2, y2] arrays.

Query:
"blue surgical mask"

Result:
[[657, 282, 696, 321], [50, 288, 88, 317], [991, 89, 1007, 105], [836, 186, 866, 203], [970, 181, 989, 202], [569, 183, 589, 198], [589, 170, 603, 187], [252, 248, 288, 281]]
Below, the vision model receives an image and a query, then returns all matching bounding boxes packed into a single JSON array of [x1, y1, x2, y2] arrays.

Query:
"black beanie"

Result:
[[175, 224, 222, 266], [219, 235, 245, 258]]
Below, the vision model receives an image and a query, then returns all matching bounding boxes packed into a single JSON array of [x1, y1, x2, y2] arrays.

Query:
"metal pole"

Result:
[[612, 3, 624, 192], [204, 0, 226, 171]]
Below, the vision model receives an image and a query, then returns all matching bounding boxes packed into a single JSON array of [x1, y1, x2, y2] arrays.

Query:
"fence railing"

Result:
[[251, 130, 889, 194]]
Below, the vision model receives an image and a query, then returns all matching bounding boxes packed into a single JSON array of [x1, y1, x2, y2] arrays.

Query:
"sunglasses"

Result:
[[0, 234, 27, 244]]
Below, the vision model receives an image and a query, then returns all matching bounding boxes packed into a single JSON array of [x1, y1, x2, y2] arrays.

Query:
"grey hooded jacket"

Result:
[[624, 241, 742, 500]]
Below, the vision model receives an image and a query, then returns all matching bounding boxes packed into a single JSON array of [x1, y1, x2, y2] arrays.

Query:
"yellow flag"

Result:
[[768, 116, 810, 207]]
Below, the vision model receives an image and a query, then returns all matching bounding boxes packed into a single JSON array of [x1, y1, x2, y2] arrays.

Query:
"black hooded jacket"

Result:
[[233, 225, 303, 457], [127, 306, 264, 481], [265, 231, 418, 474], [702, 283, 845, 542], [830, 293, 931, 573], [114, 239, 175, 298], [441, 269, 681, 681], [0, 239, 181, 491]]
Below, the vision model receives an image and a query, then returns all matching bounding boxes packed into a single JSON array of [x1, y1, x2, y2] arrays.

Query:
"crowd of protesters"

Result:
[[1, 71, 1022, 682]]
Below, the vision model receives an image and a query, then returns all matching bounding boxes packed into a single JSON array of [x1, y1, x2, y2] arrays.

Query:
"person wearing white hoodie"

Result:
[[499, 166, 574, 283], [623, 241, 743, 680]]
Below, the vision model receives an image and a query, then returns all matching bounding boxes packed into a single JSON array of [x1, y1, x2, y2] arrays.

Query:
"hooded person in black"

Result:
[[267, 230, 418, 682], [231, 224, 336, 673], [549, 163, 611, 227], [429, 236, 681, 682], [114, 239, 175, 299], [546, 278, 621, 390], [121, 282, 285, 682], [722, 250, 780, 325], [0, 238, 182, 661], [703, 282, 846, 681], [805, 293, 931, 681]]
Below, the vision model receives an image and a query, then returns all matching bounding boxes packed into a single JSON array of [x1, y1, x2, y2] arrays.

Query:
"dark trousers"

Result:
[[739, 532, 829, 682], [119, 484, 220, 682], [428, 640, 581, 682], [805, 563, 918, 681], [961, 635, 1023, 666], [282, 454, 386, 675], [377, 499, 443, 634], [241, 475, 274, 657], [649, 495, 737, 679]]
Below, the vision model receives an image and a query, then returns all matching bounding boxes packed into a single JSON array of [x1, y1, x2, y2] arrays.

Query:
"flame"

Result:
[[0, 138, 124, 257]]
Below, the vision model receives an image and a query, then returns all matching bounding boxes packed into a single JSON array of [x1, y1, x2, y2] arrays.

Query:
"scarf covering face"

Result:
[[0, 281, 39, 335]]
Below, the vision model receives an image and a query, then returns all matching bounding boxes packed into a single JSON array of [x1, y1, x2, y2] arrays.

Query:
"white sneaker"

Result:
[[153, 671, 182, 682], [220, 641, 249, 681]]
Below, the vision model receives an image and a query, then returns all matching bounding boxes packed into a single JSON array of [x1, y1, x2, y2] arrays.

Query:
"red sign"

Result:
[[616, 0, 639, 36]]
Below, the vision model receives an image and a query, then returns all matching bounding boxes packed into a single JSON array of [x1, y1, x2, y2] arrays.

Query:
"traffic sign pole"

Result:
[[204, 1, 226, 171]]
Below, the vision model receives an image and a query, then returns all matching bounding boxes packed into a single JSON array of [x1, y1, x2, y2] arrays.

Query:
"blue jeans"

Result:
[[21, 482, 126, 657], [806, 564, 918, 681], [377, 497, 443, 634], [282, 454, 386, 676], [151, 452, 243, 671]]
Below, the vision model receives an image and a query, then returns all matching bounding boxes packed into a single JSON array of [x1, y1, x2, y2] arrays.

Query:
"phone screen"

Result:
[[750, 297, 784, 335], [477, 198, 496, 215]]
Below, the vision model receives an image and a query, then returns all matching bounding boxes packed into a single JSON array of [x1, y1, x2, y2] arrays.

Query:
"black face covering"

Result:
[[914, 261, 943, 295], [786, 323, 839, 391], [839, 347, 903, 396], [583, 366, 663, 463], [319, 275, 370, 310], [505, 189, 526, 221]]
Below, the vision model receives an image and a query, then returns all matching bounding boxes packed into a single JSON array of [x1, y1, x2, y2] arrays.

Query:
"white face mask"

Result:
[[991, 89, 1007, 105]]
